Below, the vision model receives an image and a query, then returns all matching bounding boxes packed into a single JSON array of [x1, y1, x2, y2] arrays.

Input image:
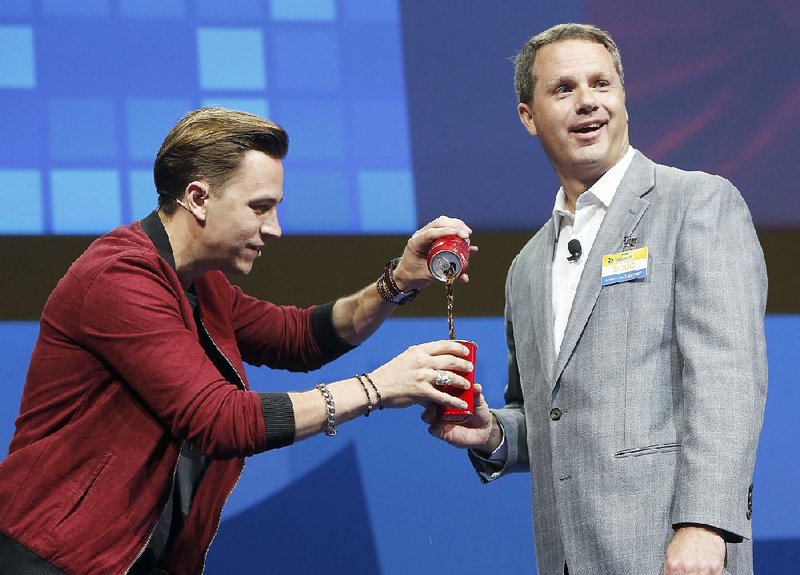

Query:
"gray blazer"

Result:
[[480, 152, 768, 575]]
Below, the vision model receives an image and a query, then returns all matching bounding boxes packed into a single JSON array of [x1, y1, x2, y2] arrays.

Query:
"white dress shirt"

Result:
[[551, 146, 635, 354], [475, 146, 636, 473]]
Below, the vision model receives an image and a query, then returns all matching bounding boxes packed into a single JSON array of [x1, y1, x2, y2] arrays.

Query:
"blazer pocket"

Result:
[[613, 442, 681, 458]]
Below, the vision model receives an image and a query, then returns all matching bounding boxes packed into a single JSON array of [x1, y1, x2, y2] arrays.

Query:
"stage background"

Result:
[[1, 0, 797, 572]]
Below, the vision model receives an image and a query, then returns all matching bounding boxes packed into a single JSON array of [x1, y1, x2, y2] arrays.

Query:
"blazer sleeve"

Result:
[[669, 175, 768, 540], [470, 254, 531, 482]]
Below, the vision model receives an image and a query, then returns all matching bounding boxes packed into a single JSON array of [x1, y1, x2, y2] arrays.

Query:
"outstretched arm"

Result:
[[331, 215, 474, 345]]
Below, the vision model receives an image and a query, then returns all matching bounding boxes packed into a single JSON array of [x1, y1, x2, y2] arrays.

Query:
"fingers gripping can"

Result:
[[427, 235, 470, 282], [440, 340, 478, 423]]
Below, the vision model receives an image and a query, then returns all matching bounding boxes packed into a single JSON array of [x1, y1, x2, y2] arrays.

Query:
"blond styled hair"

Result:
[[154, 107, 288, 214]]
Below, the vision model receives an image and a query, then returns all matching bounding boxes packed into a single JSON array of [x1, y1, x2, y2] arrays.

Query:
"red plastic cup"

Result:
[[439, 340, 477, 423]]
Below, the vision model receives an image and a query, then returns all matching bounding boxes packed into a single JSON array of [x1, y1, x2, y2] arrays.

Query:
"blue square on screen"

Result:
[[197, 28, 265, 90], [358, 170, 415, 232], [125, 99, 190, 161], [0, 170, 43, 234], [350, 99, 410, 165], [36, 21, 124, 94], [0, 0, 33, 17], [0, 94, 45, 163], [201, 98, 270, 118], [49, 98, 117, 161], [342, 0, 398, 21], [270, 0, 335, 21], [280, 171, 351, 233], [42, 0, 110, 17], [195, 0, 263, 21], [129, 170, 156, 222], [273, 30, 340, 92], [119, 0, 186, 19], [51, 170, 121, 234], [0, 27, 36, 89], [342, 23, 403, 96], [277, 99, 344, 160], [120, 23, 196, 95]]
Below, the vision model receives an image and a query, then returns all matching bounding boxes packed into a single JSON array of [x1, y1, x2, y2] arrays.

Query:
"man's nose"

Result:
[[261, 212, 282, 238], [575, 86, 599, 113]]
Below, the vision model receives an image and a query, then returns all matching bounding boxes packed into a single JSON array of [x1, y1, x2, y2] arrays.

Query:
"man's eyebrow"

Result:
[[252, 196, 283, 205], [544, 75, 573, 89]]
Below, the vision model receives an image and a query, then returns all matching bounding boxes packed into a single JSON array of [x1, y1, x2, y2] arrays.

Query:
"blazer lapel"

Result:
[[529, 221, 557, 380], [550, 153, 655, 389]]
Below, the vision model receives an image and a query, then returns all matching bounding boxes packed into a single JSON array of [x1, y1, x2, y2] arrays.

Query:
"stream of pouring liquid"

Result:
[[446, 274, 455, 340]]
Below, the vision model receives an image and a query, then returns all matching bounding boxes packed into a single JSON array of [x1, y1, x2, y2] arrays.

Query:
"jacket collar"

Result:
[[140, 211, 176, 272]]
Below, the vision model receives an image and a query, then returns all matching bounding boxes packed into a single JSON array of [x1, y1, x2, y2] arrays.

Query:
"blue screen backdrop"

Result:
[[1, 1, 797, 233], [0, 0, 415, 235]]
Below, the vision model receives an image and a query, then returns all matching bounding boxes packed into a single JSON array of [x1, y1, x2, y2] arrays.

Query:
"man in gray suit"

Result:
[[424, 23, 767, 575]]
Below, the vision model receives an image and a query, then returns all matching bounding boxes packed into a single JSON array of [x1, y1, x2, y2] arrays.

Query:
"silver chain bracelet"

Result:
[[315, 383, 337, 436]]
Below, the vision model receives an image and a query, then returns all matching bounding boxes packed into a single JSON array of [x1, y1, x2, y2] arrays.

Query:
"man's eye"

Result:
[[595, 80, 610, 88], [253, 205, 270, 215], [555, 85, 572, 95]]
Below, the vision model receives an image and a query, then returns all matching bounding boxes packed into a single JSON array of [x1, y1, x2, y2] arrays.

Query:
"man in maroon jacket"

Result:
[[0, 107, 475, 575]]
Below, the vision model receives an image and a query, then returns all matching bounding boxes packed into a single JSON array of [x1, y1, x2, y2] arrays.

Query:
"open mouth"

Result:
[[572, 121, 604, 134]]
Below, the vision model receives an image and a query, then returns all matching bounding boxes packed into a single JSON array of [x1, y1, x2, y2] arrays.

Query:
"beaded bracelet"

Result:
[[354, 374, 373, 417], [315, 383, 337, 436], [361, 373, 384, 410]]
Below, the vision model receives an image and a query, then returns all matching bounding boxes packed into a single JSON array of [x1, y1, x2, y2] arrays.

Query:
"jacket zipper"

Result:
[[198, 316, 247, 391], [125, 316, 247, 573], [196, 316, 248, 573], [123, 451, 183, 574], [199, 463, 245, 574]]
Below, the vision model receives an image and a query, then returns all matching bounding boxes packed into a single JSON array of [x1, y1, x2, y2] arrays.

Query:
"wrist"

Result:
[[376, 257, 419, 305], [674, 524, 725, 540], [474, 414, 503, 456], [391, 264, 414, 292], [487, 415, 503, 451]]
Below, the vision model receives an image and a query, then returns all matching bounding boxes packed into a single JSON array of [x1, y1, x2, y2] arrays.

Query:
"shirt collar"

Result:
[[551, 145, 636, 233]]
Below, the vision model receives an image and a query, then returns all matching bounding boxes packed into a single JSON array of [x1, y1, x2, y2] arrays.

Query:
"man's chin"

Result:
[[226, 260, 256, 276], [573, 147, 619, 173]]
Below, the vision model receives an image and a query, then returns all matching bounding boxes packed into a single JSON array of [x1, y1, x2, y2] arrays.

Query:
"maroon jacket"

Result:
[[0, 217, 336, 574]]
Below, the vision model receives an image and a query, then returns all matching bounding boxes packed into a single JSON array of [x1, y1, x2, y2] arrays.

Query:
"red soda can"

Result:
[[427, 235, 470, 281], [439, 340, 477, 423]]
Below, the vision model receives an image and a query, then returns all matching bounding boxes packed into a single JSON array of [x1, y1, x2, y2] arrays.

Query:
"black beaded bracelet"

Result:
[[361, 373, 384, 410], [354, 374, 372, 417], [315, 383, 337, 436]]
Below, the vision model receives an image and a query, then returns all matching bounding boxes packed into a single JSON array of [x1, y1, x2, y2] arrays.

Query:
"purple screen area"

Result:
[[406, 0, 800, 230], [588, 0, 800, 227]]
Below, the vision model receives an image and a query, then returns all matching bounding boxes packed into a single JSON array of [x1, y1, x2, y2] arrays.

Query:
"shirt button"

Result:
[[550, 408, 562, 421]]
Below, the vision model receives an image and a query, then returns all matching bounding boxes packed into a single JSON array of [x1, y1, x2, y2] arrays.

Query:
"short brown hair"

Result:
[[154, 107, 289, 214], [513, 23, 624, 105]]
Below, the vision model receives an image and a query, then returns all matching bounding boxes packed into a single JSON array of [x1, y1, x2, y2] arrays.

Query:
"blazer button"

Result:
[[550, 408, 562, 421]]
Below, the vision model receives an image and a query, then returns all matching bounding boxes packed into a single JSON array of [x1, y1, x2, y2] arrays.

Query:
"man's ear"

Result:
[[518, 103, 538, 137], [184, 182, 209, 222]]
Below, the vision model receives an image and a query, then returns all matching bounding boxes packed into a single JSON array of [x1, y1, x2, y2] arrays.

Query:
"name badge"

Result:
[[601, 246, 648, 286]]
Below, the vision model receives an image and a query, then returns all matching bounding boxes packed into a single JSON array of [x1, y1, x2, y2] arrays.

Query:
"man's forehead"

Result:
[[533, 40, 616, 80]]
